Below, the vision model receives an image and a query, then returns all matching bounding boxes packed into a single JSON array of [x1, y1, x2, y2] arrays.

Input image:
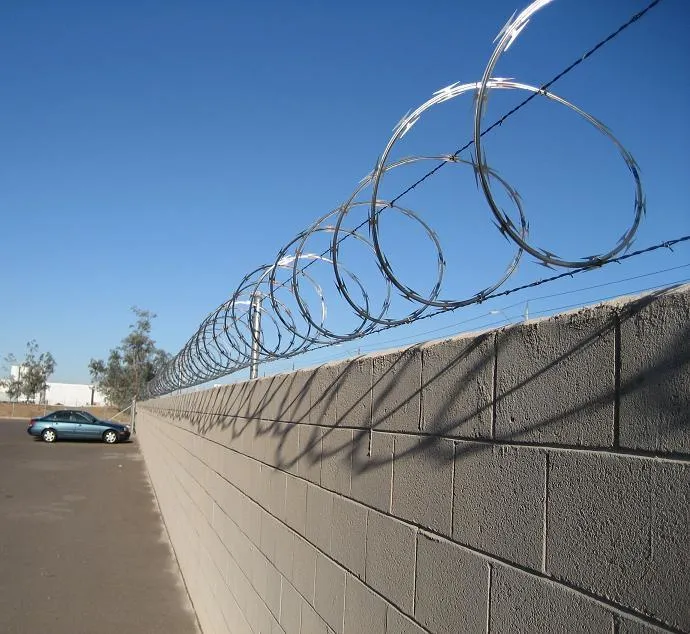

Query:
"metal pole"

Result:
[[249, 292, 263, 380]]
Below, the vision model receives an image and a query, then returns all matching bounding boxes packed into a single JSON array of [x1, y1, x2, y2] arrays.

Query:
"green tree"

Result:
[[89, 307, 169, 409], [1, 353, 22, 401], [1, 342, 56, 403]]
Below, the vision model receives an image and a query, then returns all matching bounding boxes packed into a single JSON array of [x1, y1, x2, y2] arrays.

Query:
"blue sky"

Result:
[[1, 0, 688, 384]]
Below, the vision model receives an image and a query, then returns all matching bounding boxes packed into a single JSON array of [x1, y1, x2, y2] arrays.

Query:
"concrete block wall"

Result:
[[137, 285, 690, 634]]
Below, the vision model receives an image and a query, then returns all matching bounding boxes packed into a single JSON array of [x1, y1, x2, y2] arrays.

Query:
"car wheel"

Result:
[[42, 428, 57, 443], [103, 430, 118, 444]]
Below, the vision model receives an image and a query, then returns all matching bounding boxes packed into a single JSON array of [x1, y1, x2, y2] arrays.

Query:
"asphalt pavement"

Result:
[[0, 418, 200, 634]]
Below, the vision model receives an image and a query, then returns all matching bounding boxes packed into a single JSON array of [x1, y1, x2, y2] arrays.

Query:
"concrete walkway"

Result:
[[0, 419, 200, 634]]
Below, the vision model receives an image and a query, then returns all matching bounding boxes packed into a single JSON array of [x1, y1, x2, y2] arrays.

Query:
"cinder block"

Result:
[[265, 374, 290, 421], [495, 306, 616, 446], [235, 532, 256, 585], [299, 425, 323, 485], [547, 451, 690, 630], [197, 433, 217, 467], [240, 493, 261, 541], [301, 599, 330, 634], [365, 510, 416, 614], [315, 553, 346, 634], [235, 381, 253, 421], [256, 463, 272, 510], [285, 475, 308, 535], [241, 456, 262, 504], [453, 442, 545, 569], [267, 467, 287, 521], [386, 608, 425, 634], [619, 288, 690, 453], [217, 579, 249, 634], [284, 370, 315, 423], [261, 512, 280, 562], [206, 519, 230, 586], [335, 356, 372, 429], [351, 431, 394, 513], [489, 564, 611, 633], [270, 374, 293, 421], [274, 421, 300, 475], [310, 362, 341, 427], [259, 374, 283, 421], [253, 549, 269, 601], [255, 418, 280, 464], [321, 428, 353, 496], [239, 419, 258, 460], [248, 377, 271, 420], [257, 599, 274, 634], [219, 483, 244, 531], [292, 535, 318, 605], [265, 563, 283, 621], [218, 447, 237, 488], [274, 520, 294, 579], [208, 440, 225, 476], [306, 483, 333, 553], [420, 333, 493, 438], [372, 347, 422, 433], [204, 412, 232, 449], [215, 383, 235, 413], [219, 447, 244, 493], [207, 385, 233, 421], [226, 555, 243, 609], [331, 496, 367, 579], [202, 456, 222, 505], [280, 579, 302, 634], [343, 576, 387, 634], [236, 580, 253, 629], [391, 435, 454, 535], [414, 532, 488, 634]]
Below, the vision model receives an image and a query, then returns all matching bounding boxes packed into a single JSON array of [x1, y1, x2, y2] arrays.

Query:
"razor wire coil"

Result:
[[147, 0, 667, 397]]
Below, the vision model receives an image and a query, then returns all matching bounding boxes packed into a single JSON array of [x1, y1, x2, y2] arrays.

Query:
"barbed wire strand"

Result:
[[343, 259, 690, 352], [209, 271, 690, 382], [386, 0, 663, 207], [243, 235, 690, 375], [349, 267, 690, 355]]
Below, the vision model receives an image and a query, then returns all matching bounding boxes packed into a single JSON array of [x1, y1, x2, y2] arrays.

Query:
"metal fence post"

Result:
[[249, 292, 263, 380]]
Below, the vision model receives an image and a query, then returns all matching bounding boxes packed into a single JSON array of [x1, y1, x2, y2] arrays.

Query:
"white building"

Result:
[[43, 382, 107, 407], [1, 365, 107, 406]]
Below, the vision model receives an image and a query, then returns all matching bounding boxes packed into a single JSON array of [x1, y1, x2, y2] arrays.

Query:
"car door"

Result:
[[75, 412, 102, 439], [69, 412, 95, 438], [39, 412, 62, 435], [51, 410, 78, 438]]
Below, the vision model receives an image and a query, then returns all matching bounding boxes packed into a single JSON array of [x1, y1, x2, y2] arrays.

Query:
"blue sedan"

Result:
[[27, 409, 131, 444]]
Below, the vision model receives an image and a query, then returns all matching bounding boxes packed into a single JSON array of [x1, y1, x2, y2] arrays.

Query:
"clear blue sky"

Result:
[[1, 0, 688, 384]]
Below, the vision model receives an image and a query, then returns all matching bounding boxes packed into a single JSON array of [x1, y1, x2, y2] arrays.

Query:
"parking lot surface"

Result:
[[0, 418, 200, 634]]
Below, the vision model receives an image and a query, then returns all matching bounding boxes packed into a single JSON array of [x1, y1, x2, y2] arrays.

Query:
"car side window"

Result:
[[53, 411, 70, 422], [73, 412, 90, 423], [44, 413, 58, 421]]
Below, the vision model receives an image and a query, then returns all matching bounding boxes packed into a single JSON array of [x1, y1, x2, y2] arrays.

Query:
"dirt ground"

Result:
[[0, 402, 129, 422]]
